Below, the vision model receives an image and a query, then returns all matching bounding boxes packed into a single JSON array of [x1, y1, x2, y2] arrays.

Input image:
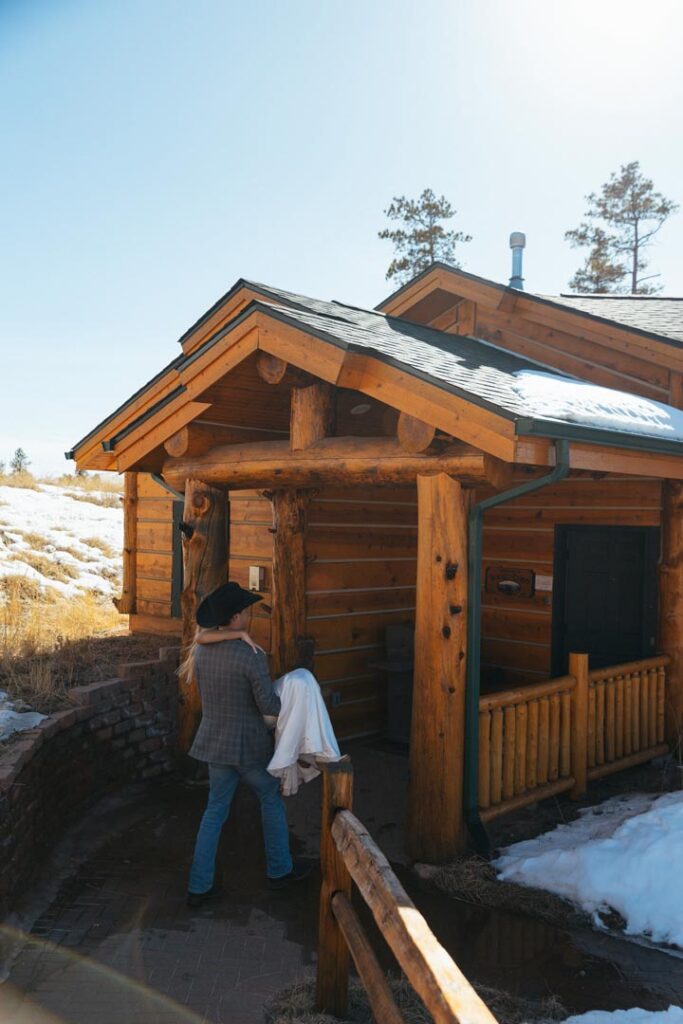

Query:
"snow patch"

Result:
[[0, 692, 45, 742], [494, 791, 683, 948], [512, 371, 683, 442], [564, 1008, 683, 1024]]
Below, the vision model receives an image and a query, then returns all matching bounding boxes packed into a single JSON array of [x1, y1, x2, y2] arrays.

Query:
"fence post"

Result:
[[315, 760, 354, 1017], [570, 652, 589, 799]]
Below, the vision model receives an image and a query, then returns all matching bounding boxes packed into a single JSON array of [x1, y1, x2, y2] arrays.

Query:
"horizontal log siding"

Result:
[[135, 474, 176, 620], [306, 486, 418, 740], [478, 475, 662, 688], [473, 308, 671, 402], [228, 492, 273, 653]]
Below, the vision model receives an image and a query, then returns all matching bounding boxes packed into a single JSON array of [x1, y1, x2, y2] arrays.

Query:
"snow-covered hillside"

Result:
[[0, 482, 122, 598]]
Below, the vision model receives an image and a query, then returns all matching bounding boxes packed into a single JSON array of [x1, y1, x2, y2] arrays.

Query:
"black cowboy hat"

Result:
[[196, 582, 262, 628]]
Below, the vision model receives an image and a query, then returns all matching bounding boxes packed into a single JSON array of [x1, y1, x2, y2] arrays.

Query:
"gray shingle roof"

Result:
[[235, 291, 683, 453], [69, 278, 683, 459], [538, 294, 683, 344]]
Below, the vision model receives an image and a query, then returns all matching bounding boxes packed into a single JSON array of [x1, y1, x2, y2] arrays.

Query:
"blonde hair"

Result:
[[178, 633, 198, 688]]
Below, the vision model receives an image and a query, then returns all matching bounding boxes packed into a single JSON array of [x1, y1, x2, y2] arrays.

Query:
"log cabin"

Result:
[[67, 260, 683, 861]]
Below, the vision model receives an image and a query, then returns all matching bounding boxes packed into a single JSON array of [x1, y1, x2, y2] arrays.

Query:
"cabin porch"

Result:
[[153, 460, 680, 863]]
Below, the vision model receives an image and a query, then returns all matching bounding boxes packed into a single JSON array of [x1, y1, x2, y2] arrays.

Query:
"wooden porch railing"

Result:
[[587, 656, 668, 780], [478, 654, 670, 821], [316, 761, 499, 1024]]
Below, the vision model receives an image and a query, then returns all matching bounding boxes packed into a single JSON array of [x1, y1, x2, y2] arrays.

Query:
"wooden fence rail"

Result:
[[478, 653, 670, 821], [316, 761, 499, 1024]]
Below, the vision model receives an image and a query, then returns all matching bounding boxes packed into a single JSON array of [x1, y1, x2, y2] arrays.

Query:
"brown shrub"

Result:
[[0, 580, 140, 710], [0, 471, 39, 490]]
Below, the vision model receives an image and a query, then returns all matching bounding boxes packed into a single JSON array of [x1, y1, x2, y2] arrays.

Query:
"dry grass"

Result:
[[17, 531, 51, 551], [0, 576, 159, 712], [11, 552, 79, 583], [58, 544, 98, 563], [0, 471, 39, 490], [47, 473, 123, 494], [415, 856, 589, 932], [67, 492, 122, 509], [265, 976, 566, 1024], [83, 536, 118, 558]]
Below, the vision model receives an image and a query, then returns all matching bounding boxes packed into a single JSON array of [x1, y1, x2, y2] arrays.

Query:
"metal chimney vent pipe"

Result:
[[509, 231, 526, 290]]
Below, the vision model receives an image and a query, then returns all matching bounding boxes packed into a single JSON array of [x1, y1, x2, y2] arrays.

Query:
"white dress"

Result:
[[267, 668, 341, 795]]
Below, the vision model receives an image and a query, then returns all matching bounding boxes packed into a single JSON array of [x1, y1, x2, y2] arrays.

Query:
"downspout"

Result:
[[464, 438, 571, 855]]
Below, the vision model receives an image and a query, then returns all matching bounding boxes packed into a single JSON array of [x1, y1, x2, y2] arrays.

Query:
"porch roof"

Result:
[[184, 283, 683, 455], [68, 279, 683, 466]]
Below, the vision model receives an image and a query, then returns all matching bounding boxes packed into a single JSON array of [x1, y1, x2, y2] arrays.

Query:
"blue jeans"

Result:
[[188, 762, 293, 893]]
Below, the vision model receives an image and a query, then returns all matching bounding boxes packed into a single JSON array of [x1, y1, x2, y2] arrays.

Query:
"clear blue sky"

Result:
[[2, 0, 682, 474]]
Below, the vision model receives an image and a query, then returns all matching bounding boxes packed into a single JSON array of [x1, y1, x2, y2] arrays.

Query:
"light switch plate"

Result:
[[248, 565, 265, 591]]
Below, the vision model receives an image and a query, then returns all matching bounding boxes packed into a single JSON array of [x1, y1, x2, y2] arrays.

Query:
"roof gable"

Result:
[[377, 263, 683, 355], [70, 281, 683, 475]]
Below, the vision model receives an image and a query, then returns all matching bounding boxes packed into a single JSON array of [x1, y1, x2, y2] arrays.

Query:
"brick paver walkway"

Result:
[[2, 742, 683, 1023]]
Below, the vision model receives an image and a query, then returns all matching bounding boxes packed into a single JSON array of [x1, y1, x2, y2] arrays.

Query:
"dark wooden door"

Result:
[[552, 525, 659, 675]]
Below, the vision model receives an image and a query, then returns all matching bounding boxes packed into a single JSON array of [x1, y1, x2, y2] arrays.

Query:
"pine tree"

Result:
[[10, 448, 30, 474], [378, 188, 472, 284], [566, 162, 678, 294]]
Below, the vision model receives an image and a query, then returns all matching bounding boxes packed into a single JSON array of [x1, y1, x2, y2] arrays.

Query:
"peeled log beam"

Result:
[[397, 411, 436, 453], [290, 382, 335, 450], [178, 479, 229, 754], [659, 479, 683, 744], [256, 351, 288, 384], [408, 473, 468, 861], [164, 422, 284, 458], [163, 436, 512, 492]]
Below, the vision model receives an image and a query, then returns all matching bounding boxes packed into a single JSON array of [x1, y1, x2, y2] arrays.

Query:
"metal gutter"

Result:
[[515, 418, 683, 457], [101, 386, 186, 452], [464, 438, 571, 855]]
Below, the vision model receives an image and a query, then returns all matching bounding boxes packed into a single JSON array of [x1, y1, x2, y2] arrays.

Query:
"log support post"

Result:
[[569, 652, 589, 799], [316, 761, 354, 1018], [114, 471, 137, 615], [290, 381, 335, 451], [408, 473, 468, 862], [659, 480, 683, 749], [269, 489, 313, 677], [178, 478, 229, 753]]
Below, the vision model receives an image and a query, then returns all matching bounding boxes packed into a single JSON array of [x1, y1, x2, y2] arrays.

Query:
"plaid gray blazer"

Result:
[[189, 641, 281, 767]]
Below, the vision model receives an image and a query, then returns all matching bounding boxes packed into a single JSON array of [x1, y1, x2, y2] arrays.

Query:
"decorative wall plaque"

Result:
[[484, 566, 536, 598]]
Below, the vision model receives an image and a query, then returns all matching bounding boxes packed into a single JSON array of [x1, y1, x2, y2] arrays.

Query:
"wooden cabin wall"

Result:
[[472, 308, 671, 403], [228, 491, 273, 653], [129, 474, 178, 634], [479, 474, 663, 687], [305, 486, 417, 739], [127, 479, 419, 741]]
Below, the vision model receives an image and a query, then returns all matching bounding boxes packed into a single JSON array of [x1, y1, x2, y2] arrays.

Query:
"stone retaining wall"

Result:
[[0, 646, 180, 916]]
